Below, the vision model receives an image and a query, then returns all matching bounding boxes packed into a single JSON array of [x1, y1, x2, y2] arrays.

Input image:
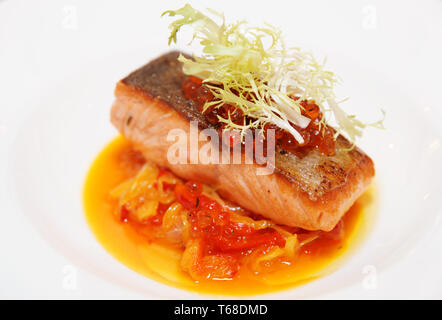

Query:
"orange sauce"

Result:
[[83, 136, 376, 296]]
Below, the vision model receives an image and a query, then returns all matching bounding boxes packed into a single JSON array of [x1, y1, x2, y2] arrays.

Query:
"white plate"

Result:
[[1, 0, 442, 299]]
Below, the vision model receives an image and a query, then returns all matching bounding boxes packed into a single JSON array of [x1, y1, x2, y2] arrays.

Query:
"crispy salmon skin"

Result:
[[111, 52, 375, 231]]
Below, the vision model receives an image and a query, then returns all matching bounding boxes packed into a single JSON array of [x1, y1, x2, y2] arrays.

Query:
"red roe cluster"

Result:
[[182, 76, 336, 156]]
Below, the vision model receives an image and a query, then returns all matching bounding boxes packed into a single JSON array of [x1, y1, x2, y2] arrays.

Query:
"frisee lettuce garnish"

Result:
[[162, 4, 384, 144]]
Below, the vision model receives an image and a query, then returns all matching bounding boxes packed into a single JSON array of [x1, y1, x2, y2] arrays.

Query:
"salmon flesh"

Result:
[[111, 51, 375, 231]]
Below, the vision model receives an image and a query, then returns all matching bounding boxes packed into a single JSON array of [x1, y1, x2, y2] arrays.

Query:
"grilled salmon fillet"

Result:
[[111, 51, 375, 231]]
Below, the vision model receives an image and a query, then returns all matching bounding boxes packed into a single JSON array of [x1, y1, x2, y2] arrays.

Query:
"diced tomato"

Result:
[[162, 181, 176, 192], [173, 178, 287, 255], [185, 181, 203, 195], [120, 205, 130, 222], [157, 168, 169, 177], [148, 202, 170, 226], [175, 184, 197, 209], [197, 195, 222, 212], [174, 181, 203, 209], [211, 226, 285, 252], [199, 254, 239, 279], [182, 193, 286, 253]]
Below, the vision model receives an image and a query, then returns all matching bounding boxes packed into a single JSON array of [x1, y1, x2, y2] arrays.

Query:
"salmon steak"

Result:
[[111, 51, 375, 231]]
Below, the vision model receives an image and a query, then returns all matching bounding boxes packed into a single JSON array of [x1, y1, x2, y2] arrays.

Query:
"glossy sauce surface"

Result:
[[83, 136, 376, 296]]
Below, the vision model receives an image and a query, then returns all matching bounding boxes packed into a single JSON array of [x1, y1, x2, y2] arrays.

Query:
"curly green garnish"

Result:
[[162, 4, 384, 144]]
